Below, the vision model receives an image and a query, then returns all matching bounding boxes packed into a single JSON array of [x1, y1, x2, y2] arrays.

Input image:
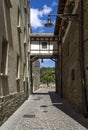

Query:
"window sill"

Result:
[[24, 6, 27, 13], [17, 25, 22, 33], [16, 77, 20, 81], [24, 41, 27, 46], [28, 51, 30, 54], [0, 73, 8, 78], [23, 80, 26, 82]]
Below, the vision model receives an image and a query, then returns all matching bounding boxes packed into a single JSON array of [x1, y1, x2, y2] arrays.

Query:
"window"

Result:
[[71, 69, 75, 81], [16, 55, 20, 79], [17, 7, 22, 33], [18, 8, 21, 27], [1, 40, 8, 75], [24, 27, 26, 44], [16, 55, 20, 92], [42, 42, 47, 49], [24, 0, 27, 13]]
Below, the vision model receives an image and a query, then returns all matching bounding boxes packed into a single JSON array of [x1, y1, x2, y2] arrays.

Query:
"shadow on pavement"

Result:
[[48, 91, 88, 129], [32, 92, 49, 95]]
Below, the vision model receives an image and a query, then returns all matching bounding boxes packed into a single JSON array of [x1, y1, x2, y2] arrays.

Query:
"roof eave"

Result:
[[54, 0, 66, 35]]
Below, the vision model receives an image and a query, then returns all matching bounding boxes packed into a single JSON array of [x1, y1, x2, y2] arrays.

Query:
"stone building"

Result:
[[55, 0, 88, 116], [32, 60, 40, 91], [29, 33, 58, 93], [0, 0, 31, 125]]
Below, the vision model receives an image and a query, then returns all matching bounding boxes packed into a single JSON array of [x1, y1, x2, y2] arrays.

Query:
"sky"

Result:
[[30, 0, 58, 67], [40, 59, 55, 68]]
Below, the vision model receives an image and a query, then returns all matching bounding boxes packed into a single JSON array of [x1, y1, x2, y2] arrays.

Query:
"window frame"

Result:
[[1, 40, 8, 76], [42, 42, 47, 49]]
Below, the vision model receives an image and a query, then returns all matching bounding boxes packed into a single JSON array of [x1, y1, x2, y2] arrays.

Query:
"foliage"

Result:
[[40, 67, 55, 86]]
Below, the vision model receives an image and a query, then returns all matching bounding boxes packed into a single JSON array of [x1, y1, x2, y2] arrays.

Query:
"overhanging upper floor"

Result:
[[30, 33, 59, 59]]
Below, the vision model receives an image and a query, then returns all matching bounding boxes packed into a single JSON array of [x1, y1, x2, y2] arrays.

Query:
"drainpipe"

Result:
[[79, 0, 88, 117]]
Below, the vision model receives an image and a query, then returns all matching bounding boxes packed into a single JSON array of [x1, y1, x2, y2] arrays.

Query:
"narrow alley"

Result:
[[1, 87, 88, 130], [0, 0, 88, 129]]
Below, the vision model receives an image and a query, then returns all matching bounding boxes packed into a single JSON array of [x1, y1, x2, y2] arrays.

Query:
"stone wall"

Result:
[[32, 60, 40, 91], [83, 0, 88, 107], [0, 0, 6, 95], [0, 0, 30, 95], [62, 20, 83, 112], [56, 0, 88, 114], [55, 0, 88, 114], [0, 92, 26, 126], [0, 0, 30, 125]]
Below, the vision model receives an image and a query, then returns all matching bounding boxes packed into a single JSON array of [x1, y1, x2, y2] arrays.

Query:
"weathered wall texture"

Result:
[[55, 0, 88, 114], [62, 21, 83, 112], [32, 60, 40, 91], [83, 0, 88, 107], [0, 0, 30, 125], [0, 92, 26, 126]]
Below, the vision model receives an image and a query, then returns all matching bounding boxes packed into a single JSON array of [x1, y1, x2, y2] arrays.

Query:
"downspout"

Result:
[[79, 0, 88, 117]]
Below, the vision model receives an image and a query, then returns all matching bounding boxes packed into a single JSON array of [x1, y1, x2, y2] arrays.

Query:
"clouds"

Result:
[[51, 1, 58, 7], [30, 5, 52, 29], [30, 8, 43, 29], [42, 5, 52, 15], [30, 1, 58, 32]]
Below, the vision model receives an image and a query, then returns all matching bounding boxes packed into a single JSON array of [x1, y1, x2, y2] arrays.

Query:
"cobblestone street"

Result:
[[1, 87, 88, 130]]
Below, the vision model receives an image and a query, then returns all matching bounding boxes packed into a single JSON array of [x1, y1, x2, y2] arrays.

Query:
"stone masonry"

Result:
[[32, 60, 40, 91], [0, 92, 26, 126], [0, 0, 31, 125], [54, 0, 88, 115], [0, 87, 88, 130]]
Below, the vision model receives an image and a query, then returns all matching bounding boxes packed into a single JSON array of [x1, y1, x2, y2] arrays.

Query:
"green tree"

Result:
[[40, 67, 55, 87]]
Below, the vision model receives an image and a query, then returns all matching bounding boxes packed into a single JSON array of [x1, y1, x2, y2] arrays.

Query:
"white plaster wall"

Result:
[[30, 41, 55, 55]]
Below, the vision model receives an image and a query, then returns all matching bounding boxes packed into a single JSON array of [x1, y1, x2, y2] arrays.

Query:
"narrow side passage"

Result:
[[1, 88, 88, 130]]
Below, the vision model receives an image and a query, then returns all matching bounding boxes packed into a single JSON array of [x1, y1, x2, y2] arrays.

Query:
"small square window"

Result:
[[40, 38, 44, 41], [36, 38, 39, 40], [42, 42, 47, 49], [50, 38, 53, 40], [45, 38, 48, 40]]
